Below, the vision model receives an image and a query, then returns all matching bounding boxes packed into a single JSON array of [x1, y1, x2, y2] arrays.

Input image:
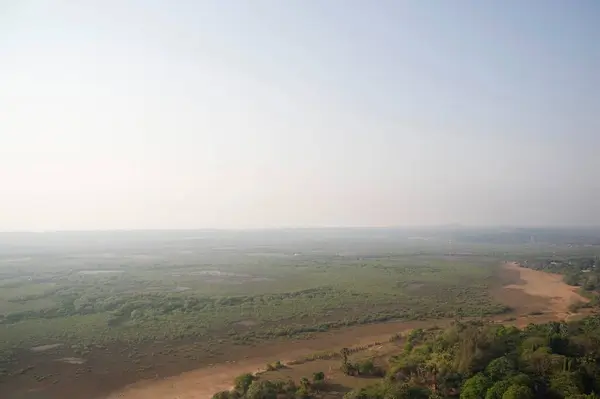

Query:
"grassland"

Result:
[[0, 255, 507, 349], [1, 228, 599, 398]]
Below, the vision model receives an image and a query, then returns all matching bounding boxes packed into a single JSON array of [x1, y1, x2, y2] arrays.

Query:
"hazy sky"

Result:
[[1, 1, 599, 230]]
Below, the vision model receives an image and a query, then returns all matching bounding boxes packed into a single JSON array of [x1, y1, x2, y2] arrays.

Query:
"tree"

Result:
[[341, 347, 350, 365], [357, 359, 376, 375], [501, 384, 533, 399], [507, 374, 532, 388], [282, 379, 297, 393], [297, 377, 312, 399], [521, 346, 553, 376], [455, 325, 485, 373], [584, 277, 597, 291], [312, 371, 325, 382], [486, 357, 515, 381], [340, 347, 356, 376], [212, 391, 232, 399], [564, 273, 581, 286], [485, 380, 512, 399], [234, 373, 255, 394], [299, 377, 311, 390], [427, 351, 453, 376], [439, 372, 463, 397], [351, 381, 430, 399], [246, 381, 277, 399], [461, 373, 491, 399], [549, 371, 584, 398]]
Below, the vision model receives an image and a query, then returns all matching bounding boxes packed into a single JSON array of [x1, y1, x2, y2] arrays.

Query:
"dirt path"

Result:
[[106, 262, 589, 399]]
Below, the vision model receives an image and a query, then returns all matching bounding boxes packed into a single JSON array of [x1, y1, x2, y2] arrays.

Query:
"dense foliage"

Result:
[[217, 316, 600, 399]]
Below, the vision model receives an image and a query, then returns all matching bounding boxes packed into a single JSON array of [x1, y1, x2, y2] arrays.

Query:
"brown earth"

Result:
[[494, 262, 589, 320], [104, 262, 590, 399]]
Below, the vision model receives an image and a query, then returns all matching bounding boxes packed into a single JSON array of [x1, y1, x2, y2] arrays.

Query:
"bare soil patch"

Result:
[[499, 262, 588, 318]]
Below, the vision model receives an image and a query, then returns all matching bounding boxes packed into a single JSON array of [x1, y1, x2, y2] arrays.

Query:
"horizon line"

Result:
[[2, 224, 600, 234]]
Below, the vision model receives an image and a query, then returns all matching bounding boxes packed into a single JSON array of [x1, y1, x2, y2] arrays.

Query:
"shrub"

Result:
[[266, 360, 284, 371], [234, 373, 255, 394]]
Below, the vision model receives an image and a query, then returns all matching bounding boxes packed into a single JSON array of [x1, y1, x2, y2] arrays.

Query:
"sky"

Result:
[[1, 1, 599, 230]]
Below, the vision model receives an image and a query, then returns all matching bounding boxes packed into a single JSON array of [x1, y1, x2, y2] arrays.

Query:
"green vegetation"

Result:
[[214, 371, 328, 399], [340, 347, 384, 377], [266, 360, 285, 371], [0, 236, 511, 354], [2, 228, 600, 398], [217, 316, 600, 398]]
